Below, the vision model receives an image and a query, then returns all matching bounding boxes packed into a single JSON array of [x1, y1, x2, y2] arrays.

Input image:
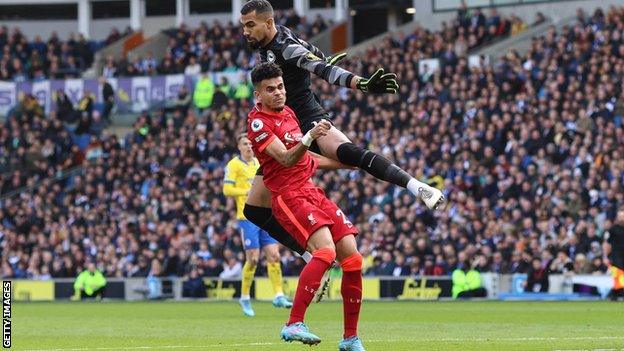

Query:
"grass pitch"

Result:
[[11, 300, 624, 351]]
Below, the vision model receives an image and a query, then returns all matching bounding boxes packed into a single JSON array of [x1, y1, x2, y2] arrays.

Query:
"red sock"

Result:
[[340, 252, 363, 338], [287, 247, 335, 325]]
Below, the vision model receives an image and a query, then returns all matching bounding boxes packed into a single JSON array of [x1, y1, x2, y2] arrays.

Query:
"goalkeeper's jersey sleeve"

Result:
[[259, 25, 355, 118]]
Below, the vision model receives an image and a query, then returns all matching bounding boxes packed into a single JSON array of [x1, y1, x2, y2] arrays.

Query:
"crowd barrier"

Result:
[[0, 53, 491, 118], [0, 71, 247, 117], [8, 273, 614, 302]]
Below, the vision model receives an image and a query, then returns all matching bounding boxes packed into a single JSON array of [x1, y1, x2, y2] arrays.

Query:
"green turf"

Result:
[[10, 300, 624, 351]]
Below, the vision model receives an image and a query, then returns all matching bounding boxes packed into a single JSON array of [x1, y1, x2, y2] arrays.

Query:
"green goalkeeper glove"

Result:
[[356, 68, 399, 94], [325, 52, 347, 65]]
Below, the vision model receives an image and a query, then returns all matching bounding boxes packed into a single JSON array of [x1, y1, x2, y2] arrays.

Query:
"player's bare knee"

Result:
[[308, 241, 335, 254], [245, 250, 260, 266], [306, 227, 335, 253], [335, 235, 359, 261], [264, 245, 281, 263]]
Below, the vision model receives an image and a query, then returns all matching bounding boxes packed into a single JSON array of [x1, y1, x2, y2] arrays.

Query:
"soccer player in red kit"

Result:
[[248, 62, 366, 351]]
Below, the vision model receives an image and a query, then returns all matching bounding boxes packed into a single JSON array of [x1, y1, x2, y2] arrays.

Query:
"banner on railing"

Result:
[[195, 277, 450, 301], [7, 273, 613, 301], [0, 71, 248, 117], [418, 54, 490, 77], [11, 281, 54, 301]]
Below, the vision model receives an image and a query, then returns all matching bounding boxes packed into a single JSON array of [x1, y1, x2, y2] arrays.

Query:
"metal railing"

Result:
[[473, 14, 576, 63], [433, 0, 584, 12]]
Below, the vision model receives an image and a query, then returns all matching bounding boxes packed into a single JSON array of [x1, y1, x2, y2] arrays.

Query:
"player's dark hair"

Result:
[[241, 0, 274, 16], [251, 62, 283, 86]]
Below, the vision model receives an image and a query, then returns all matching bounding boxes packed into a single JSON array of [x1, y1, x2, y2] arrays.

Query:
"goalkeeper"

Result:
[[239, 0, 445, 268]]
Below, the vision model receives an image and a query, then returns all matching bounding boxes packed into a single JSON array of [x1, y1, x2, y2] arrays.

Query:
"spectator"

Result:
[[77, 92, 94, 117], [573, 253, 592, 274], [392, 253, 410, 276], [105, 27, 122, 45], [373, 251, 397, 276], [211, 77, 232, 110], [183, 267, 207, 298], [174, 85, 192, 115], [550, 251, 575, 276], [55, 90, 77, 123], [524, 257, 549, 292], [219, 254, 242, 279], [184, 56, 201, 76], [99, 77, 115, 123], [590, 257, 608, 275], [490, 251, 509, 274]]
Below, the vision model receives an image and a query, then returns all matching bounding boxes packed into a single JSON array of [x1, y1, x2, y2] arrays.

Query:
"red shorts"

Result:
[[272, 187, 358, 249]]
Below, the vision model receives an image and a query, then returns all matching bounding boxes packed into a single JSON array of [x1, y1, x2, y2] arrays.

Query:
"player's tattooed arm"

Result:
[[263, 121, 331, 167], [309, 152, 355, 170]]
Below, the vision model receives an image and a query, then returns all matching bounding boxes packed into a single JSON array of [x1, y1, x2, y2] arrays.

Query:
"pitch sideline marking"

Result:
[[23, 336, 624, 351]]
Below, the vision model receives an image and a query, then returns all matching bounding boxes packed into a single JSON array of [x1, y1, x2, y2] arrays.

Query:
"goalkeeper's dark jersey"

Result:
[[258, 25, 355, 121]]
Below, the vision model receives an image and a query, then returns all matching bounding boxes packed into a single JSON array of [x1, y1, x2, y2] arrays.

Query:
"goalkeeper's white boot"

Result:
[[419, 184, 446, 210], [407, 179, 446, 210]]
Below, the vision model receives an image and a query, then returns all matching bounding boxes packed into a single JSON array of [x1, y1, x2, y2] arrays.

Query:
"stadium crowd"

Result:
[[0, 11, 328, 82], [0, 6, 623, 284], [0, 26, 131, 82], [102, 6, 527, 78], [103, 13, 330, 78]]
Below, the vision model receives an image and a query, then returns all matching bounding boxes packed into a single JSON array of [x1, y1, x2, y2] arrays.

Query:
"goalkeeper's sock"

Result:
[[241, 261, 257, 299], [336, 143, 412, 188], [340, 252, 363, 339], [267, 262, 284, 296], [287, 247, 335, 325]]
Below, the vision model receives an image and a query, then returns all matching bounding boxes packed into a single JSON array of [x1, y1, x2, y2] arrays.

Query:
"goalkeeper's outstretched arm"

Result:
[[281, 40, 398, 94]]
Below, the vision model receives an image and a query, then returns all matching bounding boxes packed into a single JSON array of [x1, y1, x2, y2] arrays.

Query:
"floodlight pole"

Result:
[[232, 0, 242, 24], [294, 0, 309, 17], [78, 0, 91, 39], [175, 0, 188, 27], [335, 0, 348, 22], [130, 0, 143, 31]]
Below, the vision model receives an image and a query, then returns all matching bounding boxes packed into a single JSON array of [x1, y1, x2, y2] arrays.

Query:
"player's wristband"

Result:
[[301, 132, 313, 147]]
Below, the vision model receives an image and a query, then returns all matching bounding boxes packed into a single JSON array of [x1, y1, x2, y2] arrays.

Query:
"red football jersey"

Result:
[[247, 103, 317, 194]]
